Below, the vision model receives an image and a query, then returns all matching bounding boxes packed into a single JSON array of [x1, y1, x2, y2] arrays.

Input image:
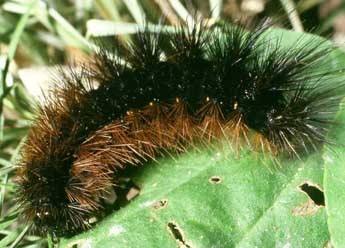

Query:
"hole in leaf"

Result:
[[299, 182, 325, 206], [167, 221, 192, 248], [152, 199, 168, 210], [209, 176, 222, 184], [66, 239, 89, 248]]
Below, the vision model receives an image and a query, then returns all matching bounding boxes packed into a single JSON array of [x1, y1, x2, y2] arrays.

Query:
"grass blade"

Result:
[[122, 0, 145, 24], [279, 0, 304, 32], [95, 0, 121, 21], [48, 8, 91, 52], [9, 225, 30, 248], [209, 0, 222, 20], [0, 0, 37, 141], [168, 0, 194, 28], [87, 20, 176, 36]]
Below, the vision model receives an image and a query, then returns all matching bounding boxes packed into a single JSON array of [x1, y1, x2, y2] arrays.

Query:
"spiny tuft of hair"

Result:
[[16, 21, 344, 236]]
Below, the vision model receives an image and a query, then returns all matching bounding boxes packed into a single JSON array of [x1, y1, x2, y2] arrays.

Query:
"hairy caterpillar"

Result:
[[16, 20, 344, 238]]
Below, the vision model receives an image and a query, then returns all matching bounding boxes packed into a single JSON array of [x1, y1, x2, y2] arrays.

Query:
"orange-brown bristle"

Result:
[[16, 21, 345, 236]]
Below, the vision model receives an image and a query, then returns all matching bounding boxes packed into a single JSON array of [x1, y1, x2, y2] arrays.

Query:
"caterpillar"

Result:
[[16, 20, 344, 238]]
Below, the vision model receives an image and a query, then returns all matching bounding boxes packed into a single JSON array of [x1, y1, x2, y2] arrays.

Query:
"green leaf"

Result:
[[323, 101, 345, 248], [59, 26, 345, 248], [60, 147, 330, 248]]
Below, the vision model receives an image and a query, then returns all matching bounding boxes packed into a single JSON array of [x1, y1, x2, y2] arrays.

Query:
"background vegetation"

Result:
[[0, 0, 345, 247]]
